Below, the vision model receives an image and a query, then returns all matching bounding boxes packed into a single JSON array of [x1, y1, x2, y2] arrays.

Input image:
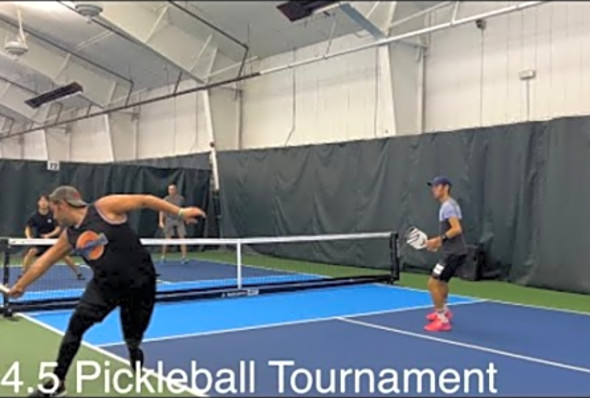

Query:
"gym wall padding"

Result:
[[0, 160, 212, 239], [113, 153, 219, 238], [217, 116, 590, 294]]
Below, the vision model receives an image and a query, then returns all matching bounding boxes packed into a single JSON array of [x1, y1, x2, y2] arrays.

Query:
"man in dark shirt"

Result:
[[8, 186, 205, 397], [424, 176, 467, 332], [22, 194, 83, 280]]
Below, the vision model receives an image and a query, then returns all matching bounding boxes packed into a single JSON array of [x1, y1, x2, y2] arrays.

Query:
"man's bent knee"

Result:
[[428, 276, 446, 290]]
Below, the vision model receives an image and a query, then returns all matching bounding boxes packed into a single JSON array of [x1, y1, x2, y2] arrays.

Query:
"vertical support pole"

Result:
[[236, 241, 242, 289], [67, 124, 73, 162], [18, 134, 24, 159], [104, 114, 115, 161], [237, 89, 243, 150], [2, 239, 12, 317], [132, 111, 139, 160], [42, 128, 50, 161], [202, 91, 220, 191], [377, 45, 396, 136], [416, 45, 425, 133], [0, 119, 4, 157], [384, 1, 398, 35]]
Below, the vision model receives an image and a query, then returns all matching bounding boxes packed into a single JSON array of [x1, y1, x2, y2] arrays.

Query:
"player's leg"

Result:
[[161, 224, 173, 262], [425, 277, 451, 331], [425, 254, 464, 332], [426, 278, 451, 322], [63, 255, 84, 280], [30, 285, 116, 397], [119, 278, 157, 372], [160, 242, 167, 262], [21, 247, 39, 277], [177, 223, 187, 263]]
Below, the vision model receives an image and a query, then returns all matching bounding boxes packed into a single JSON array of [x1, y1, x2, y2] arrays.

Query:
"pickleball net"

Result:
[[1, 232, 399, 313]]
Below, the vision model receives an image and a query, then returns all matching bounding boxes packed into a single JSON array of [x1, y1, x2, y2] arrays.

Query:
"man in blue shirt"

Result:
[[424, 176, 467, 332]]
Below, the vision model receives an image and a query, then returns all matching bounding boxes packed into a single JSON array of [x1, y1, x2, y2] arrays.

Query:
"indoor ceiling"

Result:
[[0, 1, 444, 131]]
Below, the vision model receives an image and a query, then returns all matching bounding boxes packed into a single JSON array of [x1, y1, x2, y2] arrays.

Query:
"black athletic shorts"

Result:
[[431, 253, 466, 283], [30, 246, 49, 257], [74, 277, 156, 339]]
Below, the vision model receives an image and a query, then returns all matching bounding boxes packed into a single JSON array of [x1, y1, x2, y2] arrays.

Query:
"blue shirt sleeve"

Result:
[[439, 200, 462, 221]]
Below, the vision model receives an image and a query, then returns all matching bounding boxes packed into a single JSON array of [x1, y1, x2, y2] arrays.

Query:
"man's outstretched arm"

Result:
[[96, 194, 205, 224]]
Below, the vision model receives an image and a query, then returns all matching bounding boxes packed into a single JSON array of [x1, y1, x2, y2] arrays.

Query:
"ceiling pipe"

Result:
[[167, 1, 249, 51], [0, 1, 547, 140], [207, 55, 258, 79], [0, 74, 37, 94], [0, 72, 261, 139], [389, 1, 453, 30]]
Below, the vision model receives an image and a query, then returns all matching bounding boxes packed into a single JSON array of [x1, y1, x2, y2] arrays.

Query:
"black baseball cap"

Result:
[[49, 186, 87, 208], [427, 176, 452, 187]]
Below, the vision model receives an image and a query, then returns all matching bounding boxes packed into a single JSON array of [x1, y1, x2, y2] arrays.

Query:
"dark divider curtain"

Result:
[[0, 160, 212, 239], [217, 116, 590, 294]]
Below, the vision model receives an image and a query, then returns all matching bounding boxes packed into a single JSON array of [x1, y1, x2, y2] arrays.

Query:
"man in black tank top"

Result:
[[8, 186, 205, 397]]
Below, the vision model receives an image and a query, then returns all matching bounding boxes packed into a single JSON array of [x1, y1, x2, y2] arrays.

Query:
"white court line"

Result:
[[98, 300, 485, 348], [215, 252, 590, 318], [19, 313, 206, 397], [338, 317, 590, 375], [386, 284, 590, 318]]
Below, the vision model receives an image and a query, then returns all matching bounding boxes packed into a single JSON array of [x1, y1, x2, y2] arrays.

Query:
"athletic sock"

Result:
[[443, 304, 449, 313], [436, 309, 448, 323]]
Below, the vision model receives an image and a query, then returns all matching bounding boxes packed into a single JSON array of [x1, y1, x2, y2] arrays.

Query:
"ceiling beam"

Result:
[[0, 20, 132, 108], [0, 12, 131, 82], [0, 79, 54, 123], [339, 2, 386, 39], [95, 2, 220, 84], [168, 1, 248, 51]]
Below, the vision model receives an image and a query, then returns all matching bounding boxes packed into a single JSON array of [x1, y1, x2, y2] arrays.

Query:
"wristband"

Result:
[[178, 209, 185, 217], [441, 234, 448, 242]]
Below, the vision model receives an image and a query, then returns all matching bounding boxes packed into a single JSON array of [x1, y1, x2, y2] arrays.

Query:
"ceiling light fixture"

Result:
[[74, 2, 103, 23], [5, 5, 28, 58]]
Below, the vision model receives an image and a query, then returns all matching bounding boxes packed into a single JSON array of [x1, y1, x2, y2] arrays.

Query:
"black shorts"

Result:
[[431, 253, 466, 283], [29, 246, 49, 257], [74, 277, 156, 341]]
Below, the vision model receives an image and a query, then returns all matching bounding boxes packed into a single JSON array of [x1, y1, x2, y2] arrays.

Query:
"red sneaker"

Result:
[[424, 318, 451, 332], [426, 309, 453, 322]]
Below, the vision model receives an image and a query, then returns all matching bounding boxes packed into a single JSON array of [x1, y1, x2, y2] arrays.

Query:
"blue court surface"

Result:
[[28, 284, 590, 397]]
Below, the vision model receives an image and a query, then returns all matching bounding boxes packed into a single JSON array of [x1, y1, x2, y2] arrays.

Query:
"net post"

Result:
[[389, 232, 400, 282], [236, 240, 243, 289], [1, 238, 12, 317]]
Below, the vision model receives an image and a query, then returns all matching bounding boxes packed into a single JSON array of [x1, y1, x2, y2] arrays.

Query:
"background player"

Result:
[[8, 186, 205, 397], [21, 194, 83, 280], [424, 176, 467, 332], [159, 183, 188, 263]]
